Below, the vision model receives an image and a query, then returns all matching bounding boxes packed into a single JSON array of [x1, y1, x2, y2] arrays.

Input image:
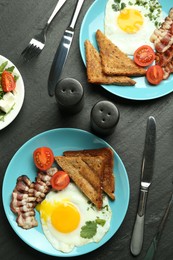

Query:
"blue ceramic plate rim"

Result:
[[2, 128, 130, 257], [79, 0, 173, 101]]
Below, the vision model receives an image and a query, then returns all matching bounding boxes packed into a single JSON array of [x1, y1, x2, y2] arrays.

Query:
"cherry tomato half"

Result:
[[33, 147, 54, 171], [146, 65, 164, 85], [134, 45, 155, 67], [1, 71, 16, 92], [51, 171, 70, 190]]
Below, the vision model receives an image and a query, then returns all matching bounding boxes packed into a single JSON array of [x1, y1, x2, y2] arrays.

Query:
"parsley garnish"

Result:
[[112, 0, 162, 28], [96, 218, 106, 227], [112, 0, 126, 12], [80, 218, 106, 239], [80, 221, 97, 239]]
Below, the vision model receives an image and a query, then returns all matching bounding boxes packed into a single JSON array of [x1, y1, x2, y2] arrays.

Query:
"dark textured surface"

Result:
[[0, 0, 173, 260]]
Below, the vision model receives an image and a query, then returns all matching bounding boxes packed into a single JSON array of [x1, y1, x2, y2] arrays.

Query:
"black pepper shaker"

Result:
[[91, 100, 120, 136], [55, 78, 84, 114]]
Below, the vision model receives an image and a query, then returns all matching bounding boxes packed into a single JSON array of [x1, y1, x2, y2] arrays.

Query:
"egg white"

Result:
[[104, 0, 163, 55], [38, 183, 112, 253]]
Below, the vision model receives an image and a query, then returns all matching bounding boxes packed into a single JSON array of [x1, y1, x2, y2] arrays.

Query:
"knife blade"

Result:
[[130, 116, 156, 256], [48, 0, 85, 96]]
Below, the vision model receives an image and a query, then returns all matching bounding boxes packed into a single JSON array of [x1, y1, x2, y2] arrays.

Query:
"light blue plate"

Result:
[[2, 128, 129, 257], [79, 0, 173, 100]]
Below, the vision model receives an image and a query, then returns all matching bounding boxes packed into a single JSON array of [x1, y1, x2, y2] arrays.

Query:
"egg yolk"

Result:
[[117, 8, 143, 34], [51, 201, 80, 233]]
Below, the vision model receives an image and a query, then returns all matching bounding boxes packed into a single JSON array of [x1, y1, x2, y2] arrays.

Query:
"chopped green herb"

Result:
[[112, 4, 119, 11], [80, 217, 107, 239], [80, 221, 97, 239], [128, 1, 133, 5], [112, 0, 126, 12], [102, 204, 109, 211], [96, 218, 106, 227], [114, 0, 121, 3], [133, 0, 162, 25], [121, 3, 126, 9], [87, 200, 96, 210]]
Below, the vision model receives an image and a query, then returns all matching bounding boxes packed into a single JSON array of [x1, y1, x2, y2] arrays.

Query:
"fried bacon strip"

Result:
[[150, 8, 173, 53], [10, 175, 37, 229], [150, 8, 173, 79], [155, 45, 173, 67], [10, 167, 57, 229], [33, 167, 57, 203], [162, 60, 173, 79]]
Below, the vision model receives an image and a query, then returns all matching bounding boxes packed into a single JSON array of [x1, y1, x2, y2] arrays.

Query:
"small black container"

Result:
[[91, 100, 120, 136], [55, 78, 84, 114]]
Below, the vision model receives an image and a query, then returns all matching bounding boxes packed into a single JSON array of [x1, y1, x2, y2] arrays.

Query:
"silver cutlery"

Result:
[[130, 116, 156, 256], [48, 0, 85, 97], [144, 182, 173, 260], [21, 0, 67, 61]]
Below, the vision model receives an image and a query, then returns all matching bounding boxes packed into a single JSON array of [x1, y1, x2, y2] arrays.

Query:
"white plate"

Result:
[[0, 55, 25, 130]]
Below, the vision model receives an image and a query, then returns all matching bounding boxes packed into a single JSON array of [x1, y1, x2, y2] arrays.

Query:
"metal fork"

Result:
[[21, 0, 67, 61]]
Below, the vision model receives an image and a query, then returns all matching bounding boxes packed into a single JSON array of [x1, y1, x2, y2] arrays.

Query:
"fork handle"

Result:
[[47, 0, 67, 26]]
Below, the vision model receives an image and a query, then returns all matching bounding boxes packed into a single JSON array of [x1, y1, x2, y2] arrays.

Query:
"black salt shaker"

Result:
[[55, 78, 84, 114], [91, 100, 120, 136]]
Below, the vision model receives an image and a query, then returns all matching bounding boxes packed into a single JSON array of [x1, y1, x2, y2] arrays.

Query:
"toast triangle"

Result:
[[63, 147, 115, 200], [96, 29, 146, 76], [85, 40, 136, 86], [54, 156, 104, 209]]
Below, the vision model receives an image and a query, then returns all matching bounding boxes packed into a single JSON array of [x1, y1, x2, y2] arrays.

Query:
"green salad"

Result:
[[0, 61, 19, 121]]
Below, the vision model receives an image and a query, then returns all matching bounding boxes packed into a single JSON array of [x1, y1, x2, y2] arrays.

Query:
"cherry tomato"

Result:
[[33, 147, 54, 171], [134, 45, 155, 67], [146, 65, 164, 85], [1, 71, 16, 92], [51, 171, 70, 190]]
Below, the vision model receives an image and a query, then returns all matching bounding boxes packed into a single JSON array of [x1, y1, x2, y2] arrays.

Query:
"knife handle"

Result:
[[130, 188, 149, 256], [68, 0, 85, 29]]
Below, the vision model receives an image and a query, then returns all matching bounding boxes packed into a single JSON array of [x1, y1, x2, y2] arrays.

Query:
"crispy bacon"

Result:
[[162, 60, 173, 79], [10, 168, 57, 229], [150, 8, 173, 51], [150, 8, 173, 79], [34, 167, 57, 203], [155, 45, 173, 66], [16, 212, 38, 230]]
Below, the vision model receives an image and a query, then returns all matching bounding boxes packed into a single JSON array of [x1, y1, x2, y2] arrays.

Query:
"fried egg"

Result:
[[37, 183, 112, 253], [105, 0, 163, 55]]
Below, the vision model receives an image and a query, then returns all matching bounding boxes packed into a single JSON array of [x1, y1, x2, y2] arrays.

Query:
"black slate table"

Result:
[[0, 1, 173, 260]]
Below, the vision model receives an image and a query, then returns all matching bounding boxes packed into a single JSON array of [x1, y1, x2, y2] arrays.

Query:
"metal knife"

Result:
[[130, 116, 156, 256], [48, 0, 85, 96]]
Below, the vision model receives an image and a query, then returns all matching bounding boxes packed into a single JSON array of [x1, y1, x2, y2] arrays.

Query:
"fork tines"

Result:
[[21, 39, 44, 61]]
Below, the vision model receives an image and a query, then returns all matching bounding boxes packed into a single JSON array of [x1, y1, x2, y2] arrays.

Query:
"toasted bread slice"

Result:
[[54, 156, 104, 209], [96, 29, 146, 76], [64, 147, 115, 200], [81, 155, 105, 183], [85, 40, 136, 86]]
